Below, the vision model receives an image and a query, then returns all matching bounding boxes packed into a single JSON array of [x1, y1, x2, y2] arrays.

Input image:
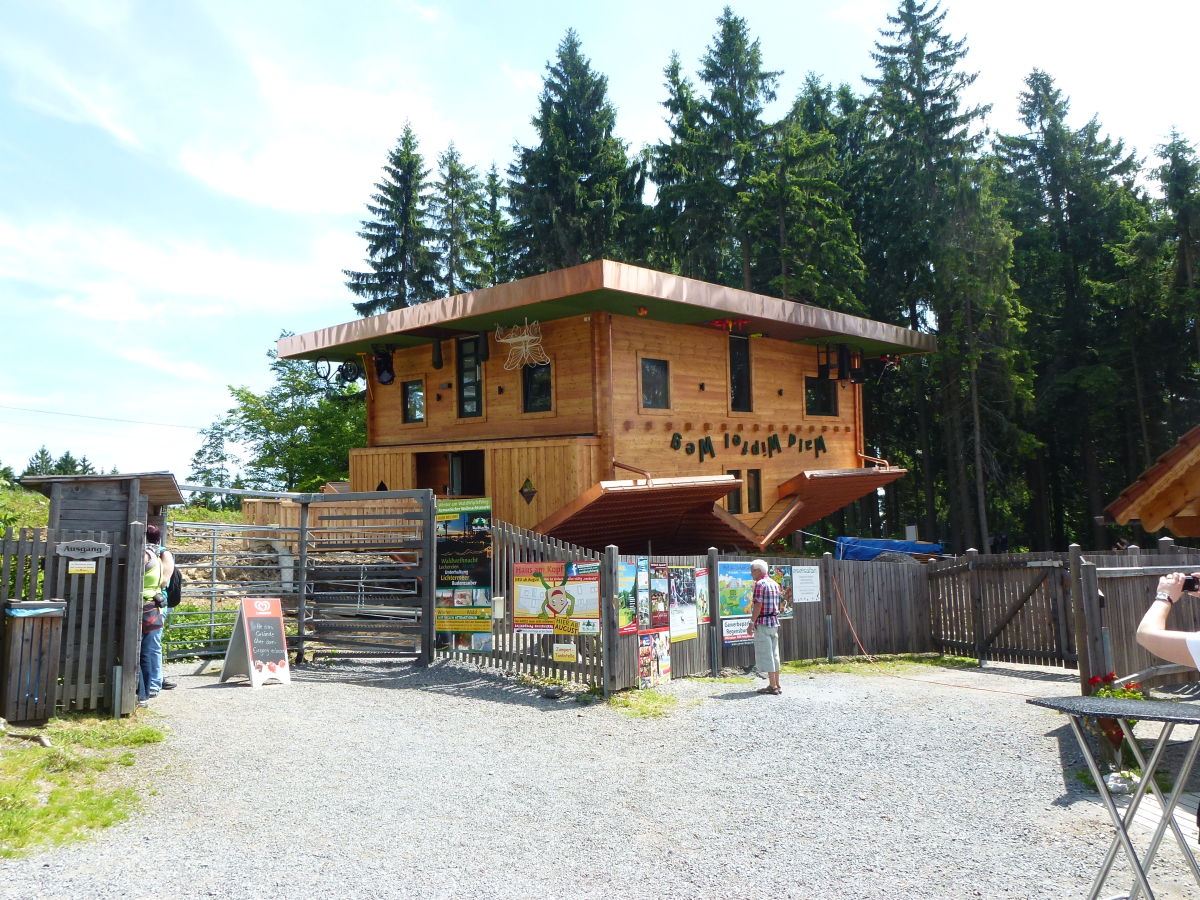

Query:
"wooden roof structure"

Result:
[[21, 472, 185, 507], [278, 259, 937, 363], [1105, 424, 1200, 538]]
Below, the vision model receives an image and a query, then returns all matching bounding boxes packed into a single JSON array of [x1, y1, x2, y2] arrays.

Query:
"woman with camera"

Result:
[[1136, 572, 1200, 666]]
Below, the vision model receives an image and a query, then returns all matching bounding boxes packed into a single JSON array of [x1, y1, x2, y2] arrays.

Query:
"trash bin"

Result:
[[2, 600, 66, 723]]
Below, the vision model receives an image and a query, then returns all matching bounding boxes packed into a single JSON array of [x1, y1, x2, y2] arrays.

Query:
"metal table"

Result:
[[1030, 695, 1200, 899]]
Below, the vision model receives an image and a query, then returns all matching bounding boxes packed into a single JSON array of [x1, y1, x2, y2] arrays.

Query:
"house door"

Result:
[[448, 451, 485, 497]]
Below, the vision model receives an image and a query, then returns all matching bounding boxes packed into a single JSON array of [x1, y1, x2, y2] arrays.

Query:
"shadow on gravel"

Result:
[[276, 659, 598, 713], [975, 664, 1079, 684]]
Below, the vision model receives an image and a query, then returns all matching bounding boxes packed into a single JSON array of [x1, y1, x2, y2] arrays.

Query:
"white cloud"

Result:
[[115, 348, 222, 385], [501, 61, 543, 95], [0, 217, 355, 319]]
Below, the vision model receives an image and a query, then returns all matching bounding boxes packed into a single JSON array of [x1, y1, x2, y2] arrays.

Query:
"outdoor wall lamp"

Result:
[[371, 345, 396, 385], [519, 478, 538, 505]]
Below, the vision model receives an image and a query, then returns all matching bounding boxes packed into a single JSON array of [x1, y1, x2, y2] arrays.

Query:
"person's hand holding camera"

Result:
[[1155, 572, 1200, 606]]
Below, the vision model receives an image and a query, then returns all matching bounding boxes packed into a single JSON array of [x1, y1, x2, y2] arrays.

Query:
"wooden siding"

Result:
[[605, 314, 863, 526], [350, 437, 603, 531], [368, 315, 596, 445]]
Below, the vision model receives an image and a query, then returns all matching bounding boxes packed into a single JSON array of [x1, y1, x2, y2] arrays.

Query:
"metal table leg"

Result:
[[1067, 714, 1158, 900], [1124, 721, 1200, 900]]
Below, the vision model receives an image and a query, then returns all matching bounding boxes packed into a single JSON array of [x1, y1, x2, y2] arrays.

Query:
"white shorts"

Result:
[[754, 625, 780, 673]]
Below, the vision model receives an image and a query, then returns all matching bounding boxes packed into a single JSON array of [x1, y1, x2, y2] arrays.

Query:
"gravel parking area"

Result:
[[6, 658, 1200, 899]]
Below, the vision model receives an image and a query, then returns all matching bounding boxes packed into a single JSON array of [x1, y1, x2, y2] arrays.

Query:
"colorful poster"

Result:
[[617, 560, 638, 635], [769, 564, 794, 620], [638, 631, 672, 688], [669, 566, 698, 642], [435, 499, 493, 647], [644, 562, 670, 632], [793, 566, 821, 604], [635, 557, 651, 632], [717, 561, 755, 619], [513, 560, 601, 634], [694, 568, 711, 624]]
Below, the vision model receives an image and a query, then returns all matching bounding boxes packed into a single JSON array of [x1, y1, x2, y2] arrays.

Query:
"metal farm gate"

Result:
[[927, 549, 1075, 667], [171, 487, 436, 665]]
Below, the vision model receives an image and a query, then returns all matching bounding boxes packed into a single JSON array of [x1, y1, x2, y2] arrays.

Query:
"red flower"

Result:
[[1127, 683, 1140, 691], [1089, 675, 1103, 686], [1105, 671, 1117, 682]]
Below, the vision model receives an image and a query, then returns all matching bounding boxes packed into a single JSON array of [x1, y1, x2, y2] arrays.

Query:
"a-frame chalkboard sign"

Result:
[[220, 597, 291, 688]]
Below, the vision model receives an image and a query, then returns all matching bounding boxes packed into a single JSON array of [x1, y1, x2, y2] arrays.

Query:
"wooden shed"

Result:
[[279, 260, 935, 552]]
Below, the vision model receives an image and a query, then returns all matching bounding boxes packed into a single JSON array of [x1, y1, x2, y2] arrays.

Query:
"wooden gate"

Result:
[[1, 527, 137, 714], [927, 550, 1075, 667]]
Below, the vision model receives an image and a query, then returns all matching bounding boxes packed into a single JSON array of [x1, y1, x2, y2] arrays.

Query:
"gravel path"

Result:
[[5, 658, 1200, 899]]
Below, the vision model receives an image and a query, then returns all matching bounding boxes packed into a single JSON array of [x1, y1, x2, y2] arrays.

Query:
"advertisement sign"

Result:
[[695, 568, 711, 625], [635, 557, 651, 632], [717, 561, 755, 619], [220, 597, 291, 688], [435, 499, 493, 644], [668, 566, 698, 642], [643, 562, 670, 633], [721, 616, 754, 644], [638, 631, 671, 688], [616, 560, 639, 635], [768, 564, 794, 620], [513, 561, 601, 634]]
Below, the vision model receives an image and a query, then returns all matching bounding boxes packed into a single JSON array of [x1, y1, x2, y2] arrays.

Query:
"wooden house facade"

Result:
[[279, 260, 935, 553]]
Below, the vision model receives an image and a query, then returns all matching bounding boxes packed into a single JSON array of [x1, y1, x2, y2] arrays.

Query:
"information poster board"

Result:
[[513, 561, 601, 634], [668, 565, 698, 642], [768, 564, 794, 620], [616, 560, 639, 635], [718, 561, 755, 645], [220, 597, 291, 688], [792, 566, 821, 604], [643, 562, 670, 633], [435, 498, 493, 652]]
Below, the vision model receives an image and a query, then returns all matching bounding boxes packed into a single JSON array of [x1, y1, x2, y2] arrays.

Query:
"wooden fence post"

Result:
[[1069, 543, 1094, 693], [602, 544, 618, 699], [967, 548, 983, 666], [707, 547, 720, 676], [822, 552, 834, 661]]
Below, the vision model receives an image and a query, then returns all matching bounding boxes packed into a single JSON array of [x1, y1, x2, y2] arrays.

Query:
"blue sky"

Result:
[[1, 0, 1195, 484]]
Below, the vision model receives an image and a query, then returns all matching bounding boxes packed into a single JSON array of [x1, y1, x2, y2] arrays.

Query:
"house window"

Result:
[[726, 469, 742, 514], [522, 362, 552, 413], [457, 337, 483, 418], [730, 335, 752, 412], [805, 376, 838, 417], [401, 380, 424, 423], [746, 468, 762, 514], [641, 358, 670, 409]]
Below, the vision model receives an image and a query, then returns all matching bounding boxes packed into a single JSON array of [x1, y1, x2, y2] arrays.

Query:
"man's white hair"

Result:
[[750, 559, 769, 576]]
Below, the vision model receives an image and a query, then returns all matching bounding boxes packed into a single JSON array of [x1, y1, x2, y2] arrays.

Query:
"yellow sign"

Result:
[[553, 642, 577, 663], [68, 560, 97, 575]]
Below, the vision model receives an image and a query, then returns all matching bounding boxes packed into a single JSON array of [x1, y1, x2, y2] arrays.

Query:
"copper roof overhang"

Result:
[[279, 259, 936, 363], [757, 468, 908, 546], [1106, 423, 1200, 536], [21, 472, 185, 507], [534, 475, 761, 554]]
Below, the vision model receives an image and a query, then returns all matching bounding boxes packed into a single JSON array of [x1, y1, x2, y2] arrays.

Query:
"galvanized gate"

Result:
[[170, 487, 436, 664]]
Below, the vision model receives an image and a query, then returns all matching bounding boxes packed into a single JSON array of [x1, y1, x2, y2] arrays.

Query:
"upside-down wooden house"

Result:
[[279, 260, 935, 553]]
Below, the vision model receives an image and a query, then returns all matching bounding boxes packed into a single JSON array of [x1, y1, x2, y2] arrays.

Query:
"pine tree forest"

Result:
[[344, 2, 1200, 554]]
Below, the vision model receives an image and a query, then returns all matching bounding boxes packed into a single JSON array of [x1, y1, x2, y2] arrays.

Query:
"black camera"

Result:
[[1184, 575, 1199, 593]]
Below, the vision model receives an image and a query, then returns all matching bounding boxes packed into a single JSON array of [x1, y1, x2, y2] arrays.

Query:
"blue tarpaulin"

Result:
[[835, 537, 942, 560]]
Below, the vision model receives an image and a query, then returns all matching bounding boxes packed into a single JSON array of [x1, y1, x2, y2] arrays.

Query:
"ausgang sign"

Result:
[[55, 540, 112, 559]]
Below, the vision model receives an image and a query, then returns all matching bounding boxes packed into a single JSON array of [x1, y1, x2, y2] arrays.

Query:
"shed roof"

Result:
[[1105, 424, 1200, 537], [21, 472, 185, 507], [278, 259, 936, 363]]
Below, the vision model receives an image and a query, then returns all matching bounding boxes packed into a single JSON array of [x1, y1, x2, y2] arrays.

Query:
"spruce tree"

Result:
[[344, 123, 438, 315], [22, 446, 54, 477], [508, 30, 644, 275], [430, 143, 488, 296], [697, 7, 780, 289], [478, 165, 515, 287]]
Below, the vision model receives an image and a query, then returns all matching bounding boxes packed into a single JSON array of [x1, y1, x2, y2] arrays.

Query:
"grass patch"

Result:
[[781, 653, 978, 677], [609, 689, 678, 718], [0, 714, 166, 858]]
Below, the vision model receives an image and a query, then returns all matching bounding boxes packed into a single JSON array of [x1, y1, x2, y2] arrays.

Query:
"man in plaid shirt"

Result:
[[747, 559, 782, 695]]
